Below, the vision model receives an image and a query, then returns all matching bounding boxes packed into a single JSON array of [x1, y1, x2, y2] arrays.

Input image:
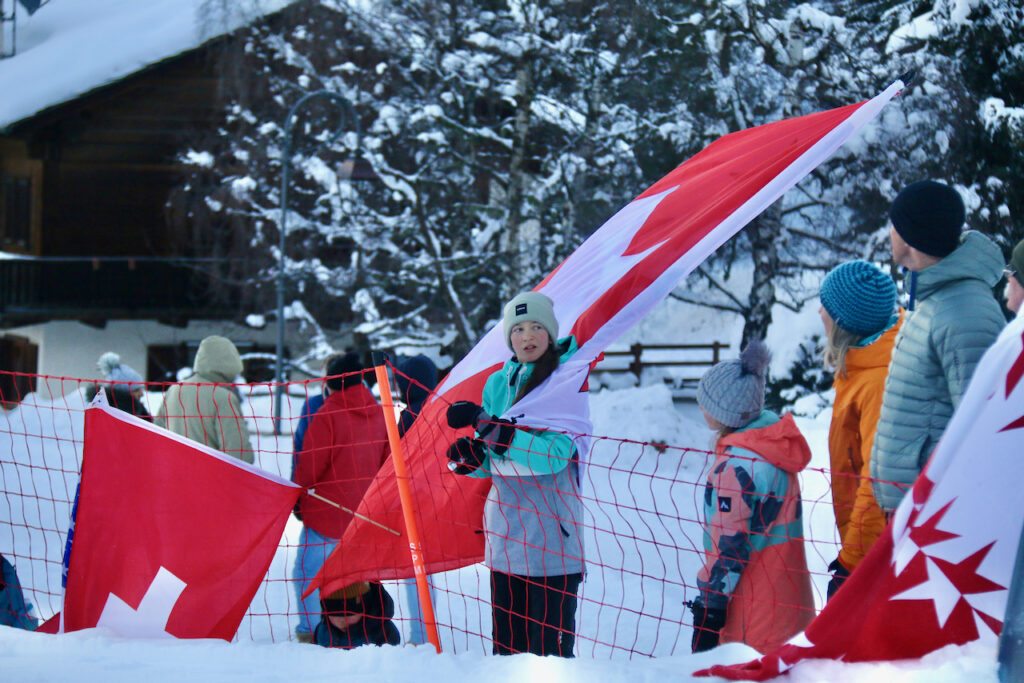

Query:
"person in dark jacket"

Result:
[[313, 581, 400, 649], [394, 354, 439, 645], [395, 355, 439, 438], [85, 352, 151, 420]]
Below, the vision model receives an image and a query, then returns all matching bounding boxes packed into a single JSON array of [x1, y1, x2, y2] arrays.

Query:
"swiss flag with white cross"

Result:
[[60, 398, 300, 640]]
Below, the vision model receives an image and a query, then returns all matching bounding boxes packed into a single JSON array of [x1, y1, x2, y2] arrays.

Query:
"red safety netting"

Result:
[[0, 367, 905, 656]]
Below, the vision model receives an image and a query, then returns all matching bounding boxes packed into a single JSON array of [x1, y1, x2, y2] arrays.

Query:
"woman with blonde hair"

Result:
[[818, 260, 902, 598]]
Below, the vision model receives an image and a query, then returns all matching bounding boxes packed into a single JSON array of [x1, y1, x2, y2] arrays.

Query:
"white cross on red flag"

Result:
[[59, 398, 300, 640], [697, 314, 1024, 679]]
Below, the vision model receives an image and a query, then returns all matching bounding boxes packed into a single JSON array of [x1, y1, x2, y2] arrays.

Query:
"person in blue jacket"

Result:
[[290, 370, 327, 642], [1, 553, 39, 630], [445, 292, 586, 657]]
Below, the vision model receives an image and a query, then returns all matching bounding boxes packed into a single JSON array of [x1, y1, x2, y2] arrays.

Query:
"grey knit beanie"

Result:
[[97, 352, 144, 389], [502, 292, 558, 351], [696, 340, 771, 429]]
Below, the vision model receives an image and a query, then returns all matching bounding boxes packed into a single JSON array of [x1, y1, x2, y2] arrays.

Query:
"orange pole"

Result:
[[372, 353, 441, 653]]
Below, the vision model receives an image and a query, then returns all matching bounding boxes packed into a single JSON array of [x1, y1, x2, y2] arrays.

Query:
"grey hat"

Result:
[[696, 340, 771, 429], [502, 292, 558, 351], [97, 352, 144, 389]]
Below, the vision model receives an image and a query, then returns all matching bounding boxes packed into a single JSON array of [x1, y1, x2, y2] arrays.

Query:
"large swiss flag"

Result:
[[310, 79, 906, 599], [697, 315, 1024, 679], [60, 395, 300, 640]]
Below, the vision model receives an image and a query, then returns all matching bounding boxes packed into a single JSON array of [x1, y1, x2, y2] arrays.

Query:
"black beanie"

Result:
[[889, 180, 965, 258], [325, 351, 364, 391]]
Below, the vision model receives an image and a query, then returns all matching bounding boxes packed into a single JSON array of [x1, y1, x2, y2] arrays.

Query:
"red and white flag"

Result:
[[697, 315, 1024, 680], [59, 396, 300, 640], [310, 80, 905, 598]]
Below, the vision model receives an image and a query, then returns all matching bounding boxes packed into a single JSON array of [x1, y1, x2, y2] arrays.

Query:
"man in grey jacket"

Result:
[[871, 180, 1005, 512]]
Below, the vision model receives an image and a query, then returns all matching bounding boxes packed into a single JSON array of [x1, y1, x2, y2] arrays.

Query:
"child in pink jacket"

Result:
[[690, 340, 815, 654]]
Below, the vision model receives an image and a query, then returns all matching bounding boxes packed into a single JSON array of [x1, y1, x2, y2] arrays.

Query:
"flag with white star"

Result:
[[698, 313, 1024, 680]]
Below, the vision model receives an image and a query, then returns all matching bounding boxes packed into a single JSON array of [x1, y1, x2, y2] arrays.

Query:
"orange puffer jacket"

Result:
[[829, 311, 902, 571]]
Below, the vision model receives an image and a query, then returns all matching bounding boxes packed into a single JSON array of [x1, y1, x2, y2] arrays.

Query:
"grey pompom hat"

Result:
[[696, 340, 771, 429]]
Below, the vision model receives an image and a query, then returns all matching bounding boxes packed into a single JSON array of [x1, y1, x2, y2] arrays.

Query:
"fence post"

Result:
[[629, 342, 643, 386], [371, 352, 441, 653], [711, 341, 723, 364]]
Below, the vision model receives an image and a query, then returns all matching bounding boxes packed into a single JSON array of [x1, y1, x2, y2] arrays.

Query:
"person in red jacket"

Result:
[[292, 352, 398, 648]]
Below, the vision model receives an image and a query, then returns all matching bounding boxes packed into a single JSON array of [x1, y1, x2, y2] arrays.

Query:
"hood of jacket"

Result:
[[324, 381, 382, 417], [395, 355, 439, 408], [192, 335, 243, 384], [913, 230, 1003, 302], [719, 410, 811, 474]]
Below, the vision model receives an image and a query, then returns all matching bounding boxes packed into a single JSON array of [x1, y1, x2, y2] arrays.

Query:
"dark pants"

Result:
[[490, 570, 582, 657]]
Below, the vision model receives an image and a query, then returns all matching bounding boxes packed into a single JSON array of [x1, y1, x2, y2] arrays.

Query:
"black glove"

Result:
[[447, 401, 516, 456], [446, 436, 488, 475], [446, 401, 487, 429], [826, 557, 851, 601], [475, 415, 516, 456], [689, 601, 726, 653]]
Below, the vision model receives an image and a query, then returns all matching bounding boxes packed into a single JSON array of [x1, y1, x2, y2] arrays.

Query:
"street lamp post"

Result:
[[274, 90, 356, 434]]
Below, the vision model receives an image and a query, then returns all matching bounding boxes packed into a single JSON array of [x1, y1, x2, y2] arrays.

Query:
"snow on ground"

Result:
[[0, 624, 998, 683]]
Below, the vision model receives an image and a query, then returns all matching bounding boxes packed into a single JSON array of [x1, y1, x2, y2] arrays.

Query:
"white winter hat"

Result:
[[502, 292, 558, 351], [97, 352, 144, 389]]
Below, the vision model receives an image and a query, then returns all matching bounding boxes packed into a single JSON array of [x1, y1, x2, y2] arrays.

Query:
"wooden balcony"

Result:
[[0, 256, 241, 326]]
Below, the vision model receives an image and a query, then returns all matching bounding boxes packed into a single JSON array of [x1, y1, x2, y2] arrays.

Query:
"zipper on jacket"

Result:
[[906, 270, 917, 312]]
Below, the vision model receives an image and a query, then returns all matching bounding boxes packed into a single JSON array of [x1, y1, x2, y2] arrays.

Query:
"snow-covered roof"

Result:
[[0, 0, 293, 132]]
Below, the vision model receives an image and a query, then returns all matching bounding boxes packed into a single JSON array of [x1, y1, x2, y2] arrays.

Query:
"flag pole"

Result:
[[305, 490, 400, 536], [372, 352, 441, 653]]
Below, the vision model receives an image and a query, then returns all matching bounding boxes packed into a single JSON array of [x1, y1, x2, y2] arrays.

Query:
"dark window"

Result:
[[0, 176, 32, 249], [0, 334, 38, 407]]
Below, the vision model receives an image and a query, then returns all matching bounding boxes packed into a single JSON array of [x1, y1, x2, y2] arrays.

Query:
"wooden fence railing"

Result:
[[593, 342, 730, 389]]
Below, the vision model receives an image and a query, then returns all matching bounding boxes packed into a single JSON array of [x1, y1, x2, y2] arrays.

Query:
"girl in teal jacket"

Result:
[[445, 292, 585, 657]]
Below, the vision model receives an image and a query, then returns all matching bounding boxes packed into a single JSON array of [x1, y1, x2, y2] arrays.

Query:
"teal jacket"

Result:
[[870, 231, 1005, 511], [473, 336, 585, 577]]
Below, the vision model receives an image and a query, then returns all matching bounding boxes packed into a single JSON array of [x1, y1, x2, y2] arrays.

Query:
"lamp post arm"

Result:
[[273, 90, 358, 434]]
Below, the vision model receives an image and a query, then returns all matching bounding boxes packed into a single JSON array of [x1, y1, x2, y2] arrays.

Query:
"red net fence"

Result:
[[0, 368, 882, 656]]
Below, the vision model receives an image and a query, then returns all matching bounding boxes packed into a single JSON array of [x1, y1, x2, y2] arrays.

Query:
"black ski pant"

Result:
[[489, 570, 582, 657]]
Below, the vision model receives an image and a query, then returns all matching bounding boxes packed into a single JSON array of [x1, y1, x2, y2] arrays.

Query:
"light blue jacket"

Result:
[[870, 231, 1005, 510]]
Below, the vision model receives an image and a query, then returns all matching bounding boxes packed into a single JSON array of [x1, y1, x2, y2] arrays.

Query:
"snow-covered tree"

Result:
[[171, 0, 704, 359], [170, 0, 1022, 371]]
